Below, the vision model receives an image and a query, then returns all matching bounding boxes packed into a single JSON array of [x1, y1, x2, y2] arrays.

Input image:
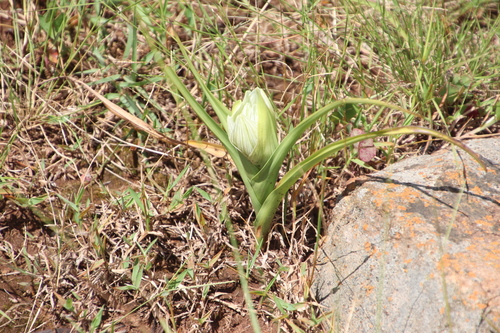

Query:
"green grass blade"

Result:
[[167, 31, 231, 128], [222, 203, 262, 333]]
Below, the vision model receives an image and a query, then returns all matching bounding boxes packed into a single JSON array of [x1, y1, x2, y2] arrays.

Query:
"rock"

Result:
[[312, 138, 500, 333]]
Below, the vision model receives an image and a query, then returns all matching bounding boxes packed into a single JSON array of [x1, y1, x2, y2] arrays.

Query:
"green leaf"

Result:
[[251, 98, 420, 207], [63, 297, 74, 312], [131, 262, 144, 289], [89, 74, 122, 85], [0, 309, 13, 322], [254, 126, 485, 240], [13, 195, 48, 208], [167, 269, 191, 291], [273, 295, 297, 313], [194, 186, 212, 201], [89, 306, 104, 333], [142, 29, 262, 210]]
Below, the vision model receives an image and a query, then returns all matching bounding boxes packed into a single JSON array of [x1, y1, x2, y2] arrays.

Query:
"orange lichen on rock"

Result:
[[363, 284, 375, 296], [444, 170, 463, 184], [470, 186, 483, 195], [364, 242, 377, 256], [475, 219, 494, 227]]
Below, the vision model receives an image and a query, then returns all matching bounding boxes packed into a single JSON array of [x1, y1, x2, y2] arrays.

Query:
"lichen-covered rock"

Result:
[[313, 138, 500, 333]]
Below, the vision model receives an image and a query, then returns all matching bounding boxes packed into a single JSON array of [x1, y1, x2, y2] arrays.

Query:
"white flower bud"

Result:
[[227, 88, 278, 167]]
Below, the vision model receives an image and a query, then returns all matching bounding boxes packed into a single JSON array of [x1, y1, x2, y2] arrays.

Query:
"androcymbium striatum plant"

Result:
[[159, 37, 485, 243]]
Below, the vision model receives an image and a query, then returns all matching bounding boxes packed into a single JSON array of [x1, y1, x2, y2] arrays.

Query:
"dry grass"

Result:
[[0, 0, 499, 332]]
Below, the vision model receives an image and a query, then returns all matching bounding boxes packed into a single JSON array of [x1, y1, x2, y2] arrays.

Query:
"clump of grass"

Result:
[[0, 0, 498, 332]]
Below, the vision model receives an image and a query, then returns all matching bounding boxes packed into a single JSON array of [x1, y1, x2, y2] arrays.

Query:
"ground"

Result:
[[0, 0, 499, 332]]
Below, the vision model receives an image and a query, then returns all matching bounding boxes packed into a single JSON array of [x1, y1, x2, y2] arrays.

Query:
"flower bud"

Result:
[[227, 88, 279, 167]]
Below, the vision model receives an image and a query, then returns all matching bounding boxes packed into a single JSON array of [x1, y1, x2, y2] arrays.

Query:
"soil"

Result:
[[1, 0, 498, 332], [0, 120, 281, 333]]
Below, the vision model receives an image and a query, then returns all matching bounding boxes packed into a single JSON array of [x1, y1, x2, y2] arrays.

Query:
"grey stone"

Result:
[[313, 138, 500, 333]]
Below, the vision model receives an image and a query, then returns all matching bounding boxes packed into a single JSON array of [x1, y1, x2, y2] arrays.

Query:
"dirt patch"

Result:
[[0, 183, 279, 332], [0, 114, 288, 331], [0, 209, 53, 332]]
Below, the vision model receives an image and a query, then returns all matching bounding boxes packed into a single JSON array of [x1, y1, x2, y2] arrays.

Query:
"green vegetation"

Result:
[[0, 0, 498, 332]]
